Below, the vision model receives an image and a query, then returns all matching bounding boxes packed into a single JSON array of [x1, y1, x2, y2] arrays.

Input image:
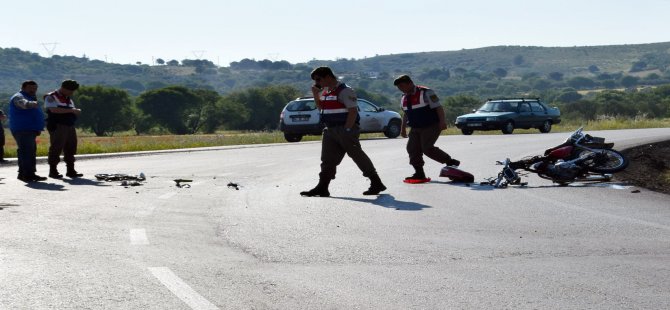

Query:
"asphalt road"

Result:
[[1, 128, 669, 309]]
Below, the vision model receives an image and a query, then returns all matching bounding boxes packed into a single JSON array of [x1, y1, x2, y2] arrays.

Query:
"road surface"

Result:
[[1, 128, 669, 309]]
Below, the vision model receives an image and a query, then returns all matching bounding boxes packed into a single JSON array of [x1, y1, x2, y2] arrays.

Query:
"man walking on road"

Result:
[[8, 80, 47, 182], [394, 75, 460, 182], [45, 79, 83, 179], [300, 67, 386, 197]]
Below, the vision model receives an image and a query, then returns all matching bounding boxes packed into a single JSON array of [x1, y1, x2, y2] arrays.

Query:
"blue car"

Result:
[[455, 98, 561, 135]]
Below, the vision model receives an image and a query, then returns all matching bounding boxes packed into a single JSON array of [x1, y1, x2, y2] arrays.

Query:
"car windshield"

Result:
[[478, 101, 518, 112], [286, 100, 316, 112]]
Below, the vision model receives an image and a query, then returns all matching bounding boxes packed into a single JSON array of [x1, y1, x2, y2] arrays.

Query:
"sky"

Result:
[[1, 0, 669, 66]]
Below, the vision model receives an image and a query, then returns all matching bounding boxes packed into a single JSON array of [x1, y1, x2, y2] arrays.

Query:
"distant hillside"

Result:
[[1, 42, 669, 101]]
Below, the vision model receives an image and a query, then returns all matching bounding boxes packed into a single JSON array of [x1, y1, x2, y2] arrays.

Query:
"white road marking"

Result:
[[159, 192, 177, 200], [257, 163, 277, 168], [148, 267, 219, 310], [130, 228, 149, 245]]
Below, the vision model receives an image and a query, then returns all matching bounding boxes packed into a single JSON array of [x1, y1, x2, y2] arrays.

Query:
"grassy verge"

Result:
[[1, 118, 668, 157]]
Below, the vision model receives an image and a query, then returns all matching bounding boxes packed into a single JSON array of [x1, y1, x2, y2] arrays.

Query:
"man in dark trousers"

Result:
[[8, 80, 47, 182], [301, 67, 386, 197], [45, 79, 83, 178], [394, 75, 460, 182]]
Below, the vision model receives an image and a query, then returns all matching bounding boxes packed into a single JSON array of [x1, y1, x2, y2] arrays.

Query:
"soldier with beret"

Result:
[[45, 79, 83, 179]]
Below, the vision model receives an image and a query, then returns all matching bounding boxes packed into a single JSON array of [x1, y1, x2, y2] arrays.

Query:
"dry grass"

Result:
[[2, 118, 668, 157]]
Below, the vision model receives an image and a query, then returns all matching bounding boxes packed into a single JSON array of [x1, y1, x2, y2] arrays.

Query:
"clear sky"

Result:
[[1, 0, 668, 66]]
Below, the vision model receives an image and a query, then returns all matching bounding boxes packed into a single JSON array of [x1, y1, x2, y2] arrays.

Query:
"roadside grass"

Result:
[[1, 118, 668, 157]]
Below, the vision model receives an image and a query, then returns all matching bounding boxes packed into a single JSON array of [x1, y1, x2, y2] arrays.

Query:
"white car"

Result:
[[279, 97, 402, 142]]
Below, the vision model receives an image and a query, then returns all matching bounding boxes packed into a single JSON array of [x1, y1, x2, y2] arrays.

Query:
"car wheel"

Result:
[[284, 133, 303, 142], [461, 128, 474, 135], [384, 120, 401, 138], [539, 120, 552, 133], [501, 121, 514, 134]]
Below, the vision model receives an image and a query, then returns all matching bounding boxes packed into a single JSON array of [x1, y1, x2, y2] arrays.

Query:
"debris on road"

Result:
[[95, 173, 146, 187], [174, 179, 193, 188], [227, 182, 240, 190]]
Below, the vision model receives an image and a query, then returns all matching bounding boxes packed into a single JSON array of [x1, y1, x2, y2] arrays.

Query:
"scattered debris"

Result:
[[95, 173, 146, 187], [631, 190, 641, 193], [174, 179, 193, 188], [227, 182, 240, 190]]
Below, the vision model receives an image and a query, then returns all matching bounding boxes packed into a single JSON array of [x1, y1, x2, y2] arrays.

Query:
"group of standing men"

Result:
[[301, 67, 459, 197], [2, 80, 83, 182]]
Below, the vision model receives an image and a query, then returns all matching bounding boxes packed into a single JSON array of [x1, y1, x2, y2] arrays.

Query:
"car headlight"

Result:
[[486, 117, 498, 121], [456, 117, 464, 123]]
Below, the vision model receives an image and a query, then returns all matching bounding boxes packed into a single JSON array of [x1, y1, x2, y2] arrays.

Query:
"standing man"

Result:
[[394, 75, 460, 182], [8, 80, 47, 182], [45, 79, 83, 179], [300, 67, 386, 197], [0, 109, 7, 163]]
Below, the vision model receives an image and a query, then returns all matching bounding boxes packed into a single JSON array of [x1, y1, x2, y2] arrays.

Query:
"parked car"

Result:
[[279, 97, 402, 142], [455, 98, 561, 135]]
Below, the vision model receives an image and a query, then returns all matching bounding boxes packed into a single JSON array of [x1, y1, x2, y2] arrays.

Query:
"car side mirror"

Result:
[[378, 107, 385, 112]]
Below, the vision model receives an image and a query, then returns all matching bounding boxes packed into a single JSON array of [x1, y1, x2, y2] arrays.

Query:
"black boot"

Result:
[[405, 165, 426, 180], [66, 164, 83, 178], [49, 165, 63, 179], [363, 173, 387, 195], [445, 158, 460, 167], [300, 178, 331, 197]]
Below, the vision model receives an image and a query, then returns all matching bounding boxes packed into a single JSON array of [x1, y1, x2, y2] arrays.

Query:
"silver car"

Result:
[[279, 97, 402, 142]]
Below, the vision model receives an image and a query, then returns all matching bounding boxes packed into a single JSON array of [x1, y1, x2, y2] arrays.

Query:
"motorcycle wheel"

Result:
[[581, 149, 629, 173]]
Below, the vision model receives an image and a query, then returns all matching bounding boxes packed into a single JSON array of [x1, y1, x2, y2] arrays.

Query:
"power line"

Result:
[[41, 42, 59, 57]]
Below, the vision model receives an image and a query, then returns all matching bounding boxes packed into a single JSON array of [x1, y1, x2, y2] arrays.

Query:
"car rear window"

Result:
[[286, 100, 317, 112]]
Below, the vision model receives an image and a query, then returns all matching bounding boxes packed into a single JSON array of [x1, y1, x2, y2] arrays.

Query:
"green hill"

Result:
[[2, 42, 670, 100]]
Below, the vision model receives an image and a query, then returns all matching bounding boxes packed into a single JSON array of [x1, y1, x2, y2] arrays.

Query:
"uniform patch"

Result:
[[429, 94, 439, 102]]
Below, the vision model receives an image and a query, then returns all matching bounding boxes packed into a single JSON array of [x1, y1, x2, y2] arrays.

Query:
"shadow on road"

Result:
[[330, 194, 432, 211], [61, 177, 108, 187], [428, 179, 495, 191], [25, 182, 66, 191]]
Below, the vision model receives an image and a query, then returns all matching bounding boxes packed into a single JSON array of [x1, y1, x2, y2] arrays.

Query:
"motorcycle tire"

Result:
[[580, 149, 629, 173]]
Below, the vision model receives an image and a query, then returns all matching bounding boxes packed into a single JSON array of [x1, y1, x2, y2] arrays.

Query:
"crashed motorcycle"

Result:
[[489, 127, 629, 187]]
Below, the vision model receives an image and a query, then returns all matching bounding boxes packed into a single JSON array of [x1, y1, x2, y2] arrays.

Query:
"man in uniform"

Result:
[[45, 79, 83, 179], [300, 67, 386, 197], [8, 80, 47, 182], [394, 75, 460, 182]]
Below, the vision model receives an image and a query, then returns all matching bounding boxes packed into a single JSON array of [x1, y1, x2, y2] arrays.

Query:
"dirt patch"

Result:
[[617, 140, 670, 194]]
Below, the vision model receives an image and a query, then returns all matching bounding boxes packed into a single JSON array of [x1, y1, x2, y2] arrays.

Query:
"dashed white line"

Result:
[[129, 228, 149, 245], [159, 192, 177, 200], [148, 267, 219, 310]]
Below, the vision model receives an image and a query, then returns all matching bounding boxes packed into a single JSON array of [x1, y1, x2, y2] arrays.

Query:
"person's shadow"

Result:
[[61, 177, 108, 187], [25, 182, 66, 191], [330, 194, 431, 211]]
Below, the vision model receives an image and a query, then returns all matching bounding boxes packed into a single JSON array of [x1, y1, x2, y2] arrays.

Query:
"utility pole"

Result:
[[41, 42, 59, 57], [192, 50, 205, 59]]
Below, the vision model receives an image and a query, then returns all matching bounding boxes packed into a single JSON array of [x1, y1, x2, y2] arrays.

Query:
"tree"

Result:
[[630, 61, 647, 72], [191, 89, 222, 133], [167, 59, 179, 66], [620, 76, 640, 88], [513, 55, 524, 66], [567, 76, 596, 89], [493, 68, 508, 78], [219, 85, 301, 130], [75, 85, 134, 136], [156, 58, 165, 65], [118, 80, 145, 93], [588, 65, 600, 73], [136, 86, 204, 134], [548, 72, 564, 81]]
